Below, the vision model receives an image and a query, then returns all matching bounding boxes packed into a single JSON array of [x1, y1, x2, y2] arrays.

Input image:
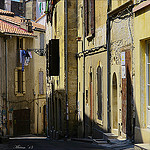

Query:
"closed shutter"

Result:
[[91, 0, 95, 35], [39, 71, 44, 95], [40, 33, 44, 50], [97, 66, 102, 120], [46, 44, 49, 77], [15, 69, 18, 95], [84, 0, 88, 37], [22, 70, 25, 94]]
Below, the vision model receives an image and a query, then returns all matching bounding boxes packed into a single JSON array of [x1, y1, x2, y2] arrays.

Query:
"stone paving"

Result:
[[0, 136, 136, 150]]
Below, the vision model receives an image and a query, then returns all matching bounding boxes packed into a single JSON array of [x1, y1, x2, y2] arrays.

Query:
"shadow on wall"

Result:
[[47, 71, 143, 142]]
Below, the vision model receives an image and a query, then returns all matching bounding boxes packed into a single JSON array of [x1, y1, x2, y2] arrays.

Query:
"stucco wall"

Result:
[[134, 5, 150, 143]]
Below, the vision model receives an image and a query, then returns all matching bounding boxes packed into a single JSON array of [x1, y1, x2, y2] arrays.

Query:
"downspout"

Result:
[[82, 0, 85, 138], [65, 0, 69, 138], [76, 0, 78, 137], [107, 0, 111, 132], [5, 38, 8, 136], [23, 0, 26, 17]]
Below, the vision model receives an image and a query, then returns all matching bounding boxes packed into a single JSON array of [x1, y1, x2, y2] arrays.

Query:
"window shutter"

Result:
[[39, 71, 44, 95], [40, 33, 44, 50], [91, 0, 95, 35], [15, 69, 18, 95], [49, 39, 59, 76], [46, 44, 49, 77], [22, 70, 25, 94], [84, 0, 88, 37]]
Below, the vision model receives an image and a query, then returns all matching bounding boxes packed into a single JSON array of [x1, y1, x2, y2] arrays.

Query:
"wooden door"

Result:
[[13, 109, 30, 136]]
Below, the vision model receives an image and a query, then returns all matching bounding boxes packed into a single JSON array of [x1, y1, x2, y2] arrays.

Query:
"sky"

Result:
[[12, 0, 20, 2]]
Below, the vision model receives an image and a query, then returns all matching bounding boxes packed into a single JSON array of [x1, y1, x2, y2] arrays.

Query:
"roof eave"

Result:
[[3, 32, 36, 38]]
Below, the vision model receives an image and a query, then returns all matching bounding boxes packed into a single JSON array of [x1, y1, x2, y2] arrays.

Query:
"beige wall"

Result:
[[134, 4, 150, 143], [26, 1, 33, 19], [46, 0, 78, 137], [77, 0, 108, 138], [0, 32, 46, 136], [33, 31, 46, 135], [110, 16, 134, 137]]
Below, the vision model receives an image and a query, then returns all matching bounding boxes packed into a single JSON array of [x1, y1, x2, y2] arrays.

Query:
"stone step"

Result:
[[103, 133, 118, 140], [134, 144, 150, 150], [93, 139, 108, 144], [71, 138, 93, 143]]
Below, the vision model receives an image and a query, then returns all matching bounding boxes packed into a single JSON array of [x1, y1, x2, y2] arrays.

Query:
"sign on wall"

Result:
[[122, 66, 126, 79], [121, 52, 126, 78], [121, 52, 125, 66]]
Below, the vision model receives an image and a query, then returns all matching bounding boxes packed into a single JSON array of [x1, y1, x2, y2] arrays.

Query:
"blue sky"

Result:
[[12, 0, 20, 2]]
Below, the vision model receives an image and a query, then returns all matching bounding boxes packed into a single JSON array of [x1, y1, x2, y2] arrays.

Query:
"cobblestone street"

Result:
[[0, 136, 134, 150]]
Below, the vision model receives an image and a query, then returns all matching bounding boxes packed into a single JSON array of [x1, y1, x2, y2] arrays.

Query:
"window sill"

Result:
[[15, 93, 25, 97]]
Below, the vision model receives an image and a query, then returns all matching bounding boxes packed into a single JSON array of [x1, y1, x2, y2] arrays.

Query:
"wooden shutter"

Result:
[[49, 39, 59, 76], [84, 0, 88, 37], [97, 66, 102, 120], [15, 69, 18, 95], [39, 71, 44, 95], [91, 0, 95, 35], [22, 70, 25, 94]]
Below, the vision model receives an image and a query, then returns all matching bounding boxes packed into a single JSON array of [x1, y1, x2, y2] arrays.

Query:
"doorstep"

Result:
[[134, 144, 150, 150]]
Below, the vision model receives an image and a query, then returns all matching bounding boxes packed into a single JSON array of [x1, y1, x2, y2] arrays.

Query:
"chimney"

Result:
[[20, 18, 32, 33]]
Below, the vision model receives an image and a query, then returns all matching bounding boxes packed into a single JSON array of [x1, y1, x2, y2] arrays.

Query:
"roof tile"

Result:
[[0, 9, 14, 16], [0, 20, 34, 36]]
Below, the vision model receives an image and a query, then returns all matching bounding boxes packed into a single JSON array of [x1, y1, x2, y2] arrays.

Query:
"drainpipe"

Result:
[[5, 38, 8, 136], [23, 0, 26, 17], [82, 0, 85, 138], [107, 0, 111, 133], [37, 95, 39, 135], [76, 0, 78, 137], [65, 0, 69, 138]]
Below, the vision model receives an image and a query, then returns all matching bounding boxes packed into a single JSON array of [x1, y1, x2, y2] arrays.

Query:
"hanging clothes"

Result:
[[20, 50, 23, 63], [22, 50, 26, 71], [28, 51, 32, 58]]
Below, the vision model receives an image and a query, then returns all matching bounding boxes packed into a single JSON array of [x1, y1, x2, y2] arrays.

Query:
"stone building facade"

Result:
[[45, 0, 150, 144], [46, 0, 78, 138], [133, 0, 150, 143], [0, 9, 46, 136], [108, 0, 134, 140], [77, 0, 108, 138]]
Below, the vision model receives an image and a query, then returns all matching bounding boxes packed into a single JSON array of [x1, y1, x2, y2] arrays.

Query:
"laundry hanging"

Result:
[[20, 50, 32, 71]]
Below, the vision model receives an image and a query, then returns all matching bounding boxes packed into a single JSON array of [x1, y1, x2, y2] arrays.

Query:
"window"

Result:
[[84, 0, 95, 37], [39, 71, 44, 95], [97, 66, 103, 121], [146, 42, 150, 128], [15, 67, 25, 96]]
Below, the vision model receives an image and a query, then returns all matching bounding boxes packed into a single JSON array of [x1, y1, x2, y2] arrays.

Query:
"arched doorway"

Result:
[[112, 73, 118, 134]]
